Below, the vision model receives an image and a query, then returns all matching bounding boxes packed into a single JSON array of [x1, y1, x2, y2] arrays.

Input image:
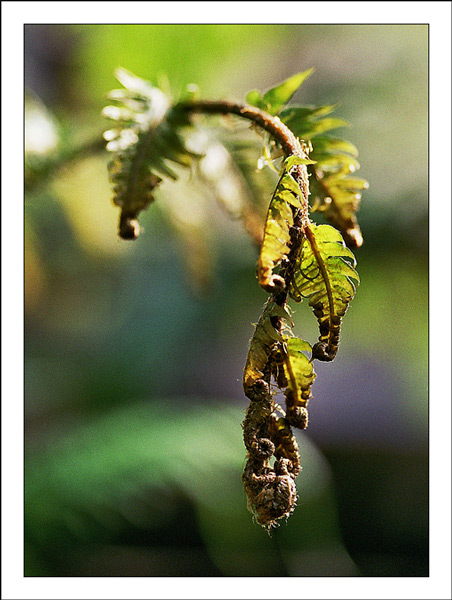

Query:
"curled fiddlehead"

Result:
[[257, 156, 316, 292]]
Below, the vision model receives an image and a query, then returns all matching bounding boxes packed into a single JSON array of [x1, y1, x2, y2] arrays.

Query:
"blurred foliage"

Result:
[[25, 401, 357, 576], [24, 24, 428, 577]]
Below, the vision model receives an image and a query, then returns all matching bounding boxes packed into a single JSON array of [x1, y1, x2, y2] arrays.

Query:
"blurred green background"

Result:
[[24, 24, 428, 577]]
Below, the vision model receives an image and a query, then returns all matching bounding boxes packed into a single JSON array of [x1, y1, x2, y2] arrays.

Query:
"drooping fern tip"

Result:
[[103, 68, 367, 529]]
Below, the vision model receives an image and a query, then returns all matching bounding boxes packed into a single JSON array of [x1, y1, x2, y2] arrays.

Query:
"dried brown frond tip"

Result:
[[242, 460, 298, 529], [242, 375, 303, 529]]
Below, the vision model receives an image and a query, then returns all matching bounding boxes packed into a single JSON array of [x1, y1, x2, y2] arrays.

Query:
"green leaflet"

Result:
[[257, 159, 304, 292], [310, 135, 359, 158], [103, 68, 200, 239], [279, 337, 316, 429], [257, 194, 293, 292], [319, 179, 366, 247], [243, 301, 293, 389], [309, 136, 368, 248], [284, 115, 350, 140], [279, 105, 349, 139], [284, 155, 317, 169], [289, 224, 359, 362], [279, 103, 339, 121], [246, 68, 314, 116], [261, 69, 315, 115]]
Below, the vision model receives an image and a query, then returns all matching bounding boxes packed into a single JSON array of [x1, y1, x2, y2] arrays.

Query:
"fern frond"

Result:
[[257, 185, 294, 292], [100, 69, 366, 529], [257, 157, 313, 292], [289, 224, 359, 361], [309, 137, 368, 248], [243, 300, 293, 389], [103, 68, 201, 239]]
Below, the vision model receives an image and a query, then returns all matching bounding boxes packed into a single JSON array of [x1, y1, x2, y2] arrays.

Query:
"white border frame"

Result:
[[2, 2, 451, 599]]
